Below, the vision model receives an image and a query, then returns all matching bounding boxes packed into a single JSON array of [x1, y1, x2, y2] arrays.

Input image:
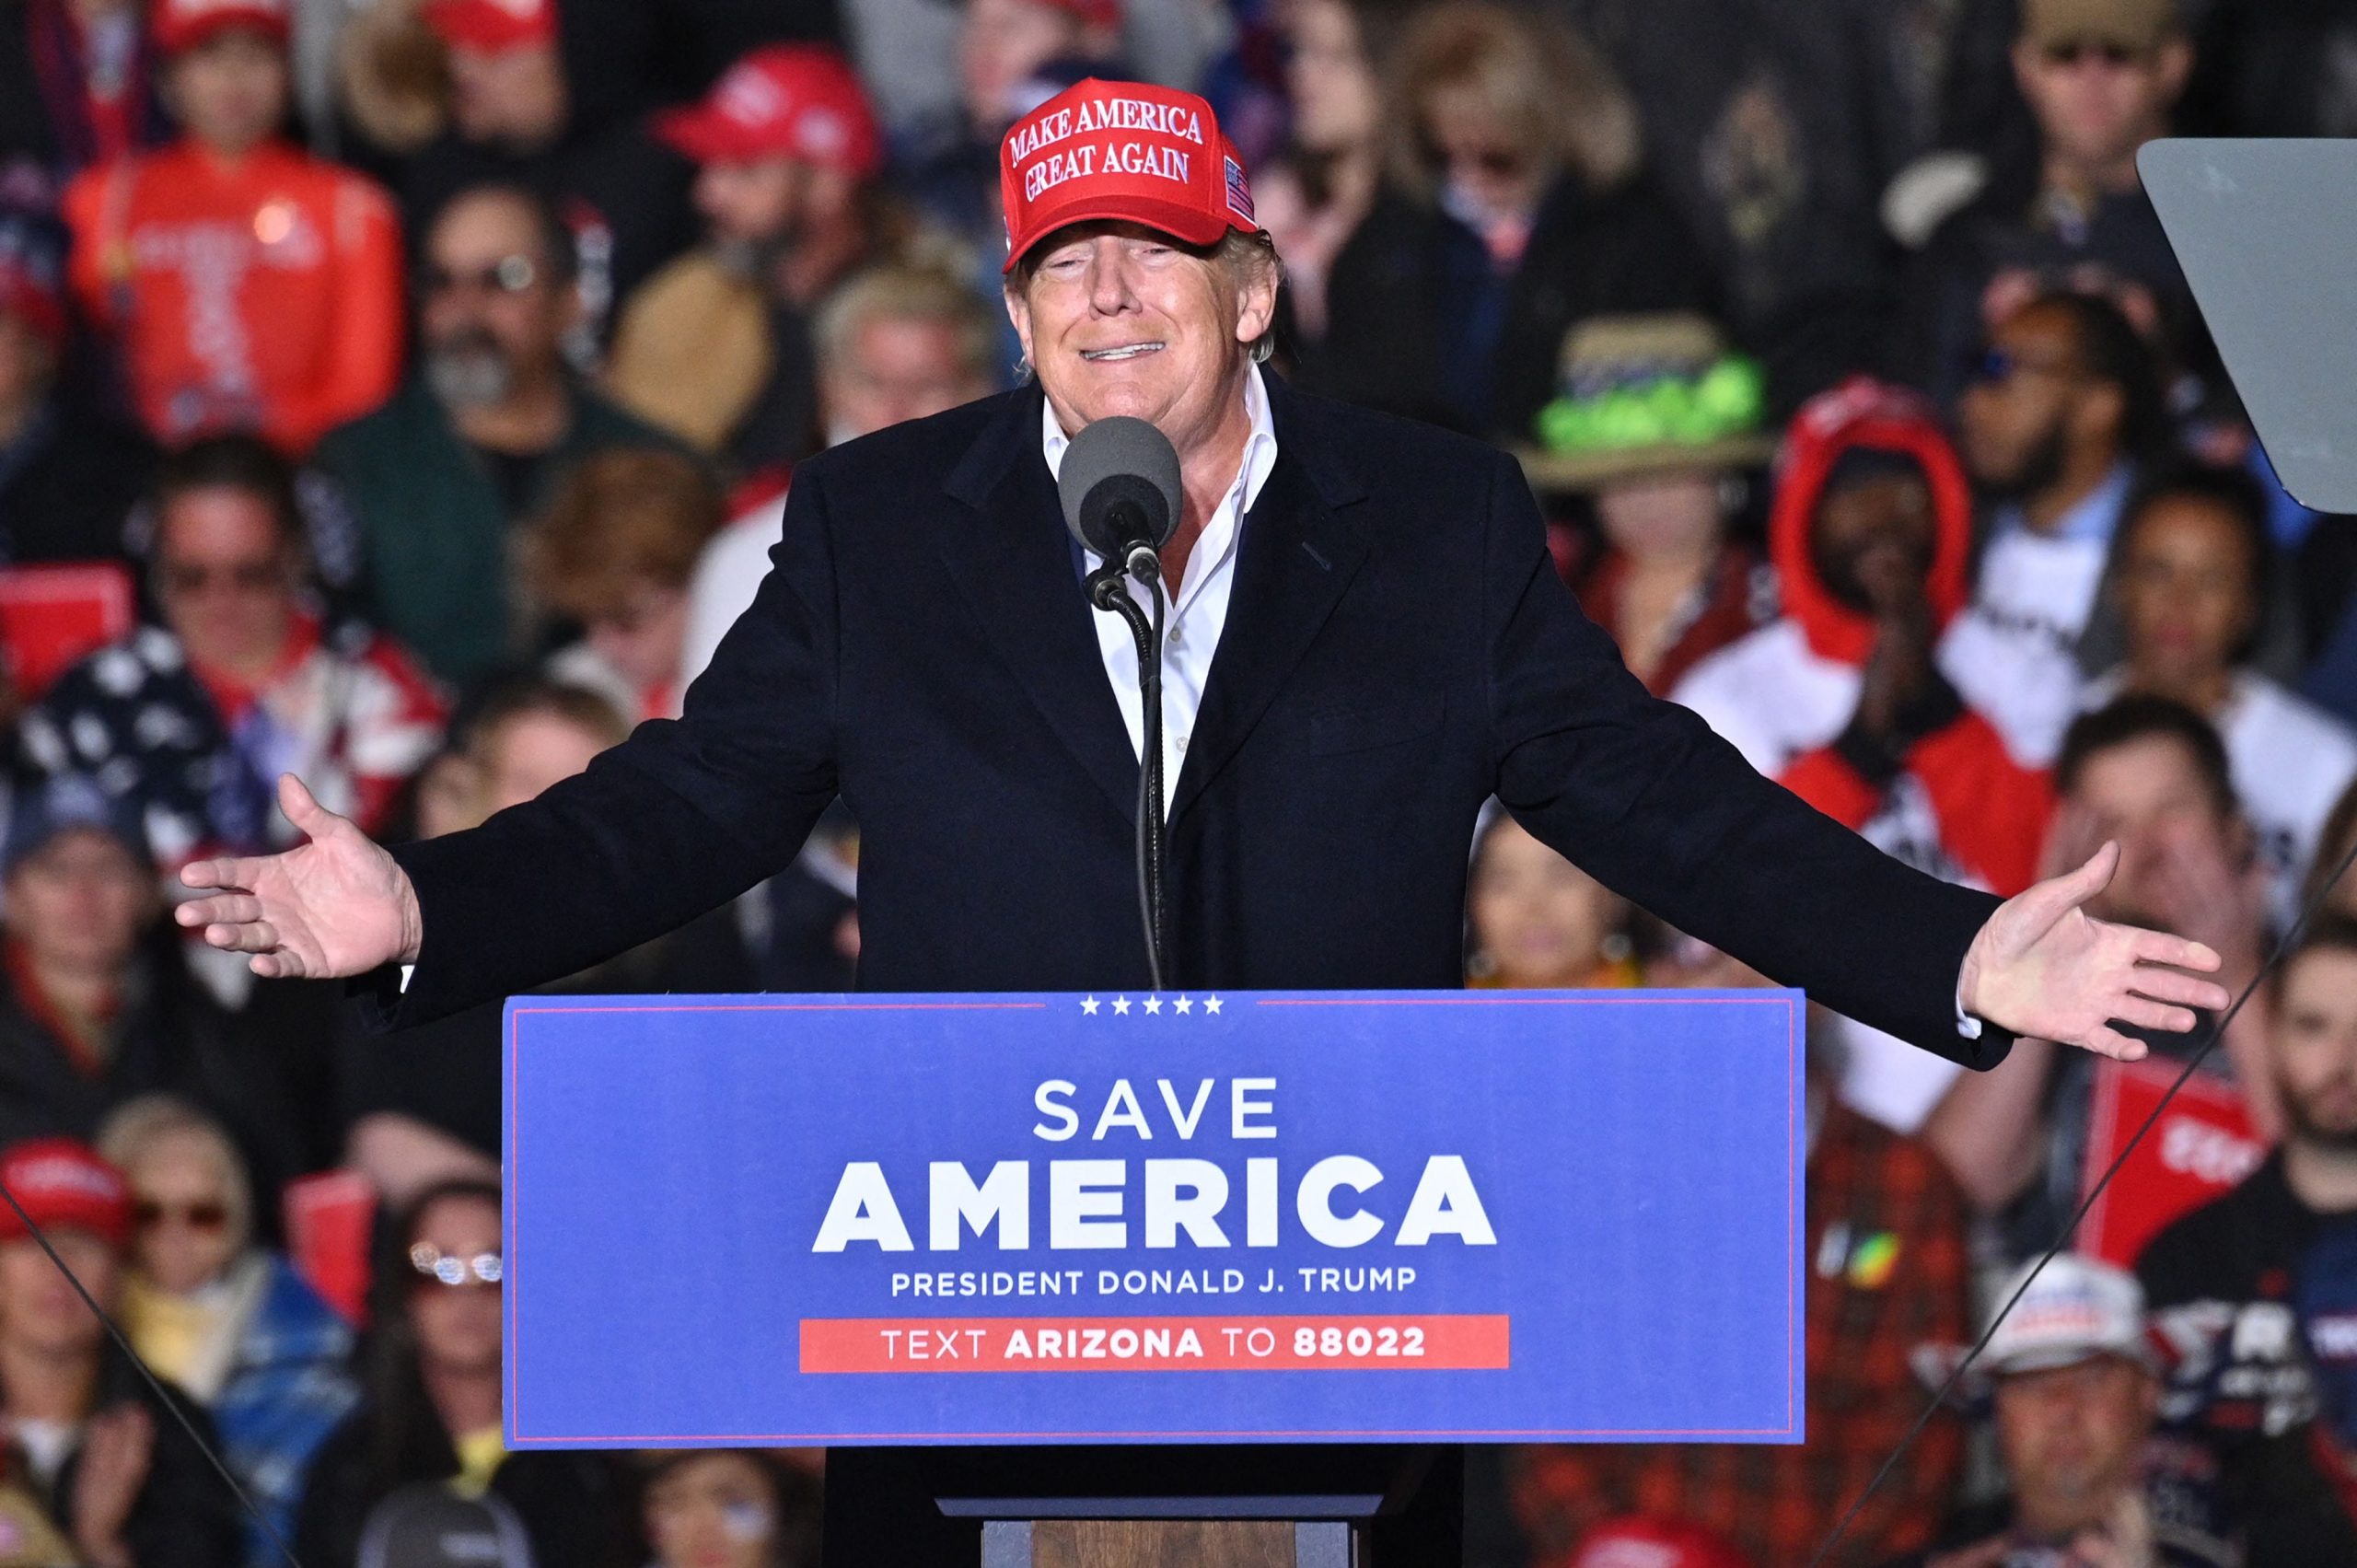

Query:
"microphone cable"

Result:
[[1086, 556, 1171, 992], [0, 1173, 306, 1568], [1805, 828, 2357, 1568]]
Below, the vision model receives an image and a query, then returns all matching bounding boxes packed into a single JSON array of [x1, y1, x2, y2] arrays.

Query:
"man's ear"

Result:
[[2155, 37, 2194, 103], [1004, 283, 1036, 371], [2074, 378, 2127, 449], [1232, 256, 1279, 349]]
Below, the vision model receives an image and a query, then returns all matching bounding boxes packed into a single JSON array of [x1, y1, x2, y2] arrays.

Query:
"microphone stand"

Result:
[[1086, 550, 1169, 992]]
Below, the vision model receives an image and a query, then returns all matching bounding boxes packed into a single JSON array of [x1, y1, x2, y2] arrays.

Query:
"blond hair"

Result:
[[527, 447, 725, 621], [1383, 2, 1641, 202], [815, 264, 1000, 386], [96, 1096, 254, 1258]]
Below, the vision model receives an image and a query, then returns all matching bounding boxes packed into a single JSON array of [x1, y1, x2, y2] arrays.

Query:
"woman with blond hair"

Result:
[[1316, 0, 1713, 443], [98, 1097, 358, 1568], [525, 446, 726, 722]]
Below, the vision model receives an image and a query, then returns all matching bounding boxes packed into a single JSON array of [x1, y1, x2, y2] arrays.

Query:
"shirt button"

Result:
[[1175, 734, 1189, 752], [1168, 626, 1185, 647]]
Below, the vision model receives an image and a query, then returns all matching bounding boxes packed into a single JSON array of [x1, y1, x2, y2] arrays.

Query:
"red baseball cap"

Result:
[[999, 77, 1259, 273], [652, 45, 882, 177], [151, 0, 289, 55], [0, 1140, 133, 1249], [1039, 0, 1121, 29], [420, 0, 557, 55]]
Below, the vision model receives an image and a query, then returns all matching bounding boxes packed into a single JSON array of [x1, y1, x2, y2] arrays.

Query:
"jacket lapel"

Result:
[[1169, 379, 1369, 824], [937, 387, 1143, 823]]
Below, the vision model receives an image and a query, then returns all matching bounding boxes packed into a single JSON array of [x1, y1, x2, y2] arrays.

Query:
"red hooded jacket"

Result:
[[1681, 379, 2052, 895]]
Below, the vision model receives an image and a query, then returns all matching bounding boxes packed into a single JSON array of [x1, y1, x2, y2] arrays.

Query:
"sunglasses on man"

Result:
[[134, 1199, 228, 1233], [410, 1242, 504, 1287], [2041, 38, 2151, 68], [415, 254, 540, 298]]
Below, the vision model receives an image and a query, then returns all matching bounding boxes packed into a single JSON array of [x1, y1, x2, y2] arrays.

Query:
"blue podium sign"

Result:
[[503, 990, 1803, 1447]]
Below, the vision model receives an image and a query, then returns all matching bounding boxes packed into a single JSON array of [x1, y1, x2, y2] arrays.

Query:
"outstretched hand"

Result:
[[176, 774, 422, 980], [1957, 842, 2231, 1061]]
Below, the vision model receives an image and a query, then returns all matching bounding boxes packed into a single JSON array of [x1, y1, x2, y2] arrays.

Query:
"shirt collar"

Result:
[[1994, 461, 2136, 545], [1039, 362, 1280, 519]]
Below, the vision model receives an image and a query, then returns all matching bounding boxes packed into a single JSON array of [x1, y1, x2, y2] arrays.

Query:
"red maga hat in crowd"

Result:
[[653, 45, 883, 177], [150, 0, 289, 54], [998, 77, 1258, 273], [0, 1139, 133, 1249], [1039, 0, 1122, 30], [421, 0, 557, 54]]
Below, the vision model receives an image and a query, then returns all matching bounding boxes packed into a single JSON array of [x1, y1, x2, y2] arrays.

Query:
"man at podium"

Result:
[[173, 75, 2222, 1074], [173, 80, 2223, 1560]]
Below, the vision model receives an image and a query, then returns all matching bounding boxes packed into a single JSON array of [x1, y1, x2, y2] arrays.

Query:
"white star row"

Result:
[[1078, 995, 1223, 1016]]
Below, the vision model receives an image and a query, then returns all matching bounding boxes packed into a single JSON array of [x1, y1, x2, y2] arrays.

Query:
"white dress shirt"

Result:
[[1042, 364, 1280, 811]]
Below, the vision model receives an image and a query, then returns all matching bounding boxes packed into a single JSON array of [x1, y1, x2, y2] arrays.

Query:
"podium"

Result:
[[501, 991, 1805, 1565]]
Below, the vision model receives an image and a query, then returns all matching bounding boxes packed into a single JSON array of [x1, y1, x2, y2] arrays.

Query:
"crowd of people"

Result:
[[1, 0, 2356, 1561]]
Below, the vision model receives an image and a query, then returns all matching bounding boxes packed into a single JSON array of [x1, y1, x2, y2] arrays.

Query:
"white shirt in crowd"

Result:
[[2083, 668, 2357, 931], [1042, 363, 1280, 805], [1938, 464, 2134, 765], [682, 499, 786, 692]]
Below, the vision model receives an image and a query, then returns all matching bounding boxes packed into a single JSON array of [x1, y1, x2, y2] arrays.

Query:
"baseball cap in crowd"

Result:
[[150, 0, 289, 55], [2019, 0, 2182, 53], [0, 216, 64, 354], [355, 1483, 533, 1568], [0, 1139, 133, 1249], [1528, 314, 1771, 489], [1567, 1516, 1755, 1568], [1914, 1254, 2156, 1401], [419, 0, 556, 55], [999, 77, 1259, 272], [2295, 1223, 2357, 1448], [1036, 0, 1122, 30], [3, 774, 154, 879], [652, 46, 883, 178]]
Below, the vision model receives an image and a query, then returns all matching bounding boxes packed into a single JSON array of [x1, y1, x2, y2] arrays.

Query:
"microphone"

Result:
[[1057, 416, 1181, 582]]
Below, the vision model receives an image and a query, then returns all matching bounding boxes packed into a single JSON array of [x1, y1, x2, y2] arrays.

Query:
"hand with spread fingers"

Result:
[[176, 773, 422, 980], [1958, 840, 2232, 1061]]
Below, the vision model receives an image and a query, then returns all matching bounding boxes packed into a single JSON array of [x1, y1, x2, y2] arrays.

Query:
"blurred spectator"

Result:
[[1887, 1254, 2232, 1567], [1316, 2, 1710, 442], [2181, 0, 2357, 140], [399, 0, 696, 343], [606, 44, 891, 470], [60, 0, 403, 453], [679, 261, 998, 683], [899, 0, 1123, 273], [0, 0, 170, 185], [0, 775, 306, 1201], [98, 1098, 357, 1568], [634, 1451, 821, 1568], [293, 1179, 624, 1568], [0, 1136, 239, 1568], [336, 679, 749, 1202], [2284, 1223, 2357, 1563], [1924, 697, 2274, 1256], [1942, 290, 2170, 766], [1463, 813, 1634, 988], [1676, 379, 2052, 900], [527, 447, 725, 721], [1528, 313, 1773, 695], [2305, 776, 2357, 923], [2137, 917, 2357, 1564], [1248, 0, 1381, 348], [1889, 0, 2194, 406], [2087, 463, 2357, 927], [21, 435, 444, 873], [313, 185, 687, 686], [0, 205, 150, 562], [1570, 0, 1962, 406], [1516, 1016, 1968, 1567]]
